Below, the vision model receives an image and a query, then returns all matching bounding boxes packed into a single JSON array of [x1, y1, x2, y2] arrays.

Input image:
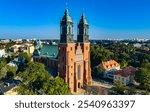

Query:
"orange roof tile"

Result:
[[99, 60, 120, 71]]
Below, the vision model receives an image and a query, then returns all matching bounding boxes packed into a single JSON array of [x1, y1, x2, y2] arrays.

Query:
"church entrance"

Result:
[[78, 82, 81, 88]]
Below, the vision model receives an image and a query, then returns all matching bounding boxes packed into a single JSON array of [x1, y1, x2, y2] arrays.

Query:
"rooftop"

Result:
[[114, 66, 137, 77], [40, 44, 58, 59], [99, 60, 120, 71]]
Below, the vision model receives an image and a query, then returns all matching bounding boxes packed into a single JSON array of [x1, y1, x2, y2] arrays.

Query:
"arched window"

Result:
[[78, 65, 81, 80]]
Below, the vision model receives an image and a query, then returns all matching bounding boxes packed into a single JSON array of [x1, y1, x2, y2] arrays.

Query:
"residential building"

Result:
[[0, 39, 10, 44], [133, 43, 142, 48], [23, 43, 34, 55], [113, 66, 137, 85], [10, 45, 22, 53], [0, 79, 21, 95], [98, 60, 120, 79], [15, 39, 23, 44], [33, 9, 92, 93]]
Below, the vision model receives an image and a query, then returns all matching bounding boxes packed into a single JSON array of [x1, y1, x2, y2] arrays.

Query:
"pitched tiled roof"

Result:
[[99, 60, 120, 71], [114, 66, 136, 77]]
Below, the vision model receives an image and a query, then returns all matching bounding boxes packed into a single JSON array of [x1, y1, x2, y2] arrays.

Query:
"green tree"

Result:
[[19, 52, 31, 63], [120, 59, 128, 68], [0, 67, 7, 79], [5, 65, 17, 79], [111, 80, 126, 95], [126, 87, 137, 95], [92, 66, 103, 77], [0, 58, 7, 79], [135, 63, 150, 91], [17, 62, 71, 95], [0, 58, 6, 69], [43, 77, 71, 95]]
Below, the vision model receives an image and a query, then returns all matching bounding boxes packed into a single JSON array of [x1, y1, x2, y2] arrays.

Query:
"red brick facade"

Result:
[[58, 43, 92, 93], [58, 9, 92, 93]]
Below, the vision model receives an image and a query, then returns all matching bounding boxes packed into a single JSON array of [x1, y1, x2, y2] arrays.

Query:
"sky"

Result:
[[0, 0, 150, 39]]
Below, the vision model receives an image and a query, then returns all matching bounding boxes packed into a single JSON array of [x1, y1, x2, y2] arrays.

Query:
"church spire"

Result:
[[79, 11, 88, 25], [61, 8, 73, 23], [77, 12, 89, 43], [60, 8, 74, 43]]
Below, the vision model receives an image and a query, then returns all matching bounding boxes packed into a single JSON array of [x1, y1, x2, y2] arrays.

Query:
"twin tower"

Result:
[[58, 9, 92, 93]]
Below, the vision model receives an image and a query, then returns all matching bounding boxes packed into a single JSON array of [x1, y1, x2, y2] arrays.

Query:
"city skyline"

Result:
[[0, 0, 150, 39]]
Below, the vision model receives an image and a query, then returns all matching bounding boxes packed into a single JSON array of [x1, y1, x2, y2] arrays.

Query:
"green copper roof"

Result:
[[40, 45, 58, 59], [33, 49, 40, 56], [34, 40, 38, 46], [79, 12, 88, 25], [61, 8, 73, 23]]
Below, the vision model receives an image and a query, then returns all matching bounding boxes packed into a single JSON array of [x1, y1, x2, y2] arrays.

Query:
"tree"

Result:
[[0, 67, 7, 79], [120, 59, 128, 68], [42, 77, 71, 95], [5, 65, 17, 79], [19, 52, 31, 63], [0, 58, 7, 79], [16, 62, 71, 95], [125, 87, 137, 95], [135, 63, 150, 91], [111, 80, 126, 95], [90, 44, 114, 67], [0, 58, 6, 70], [92, 66, 103, 77]]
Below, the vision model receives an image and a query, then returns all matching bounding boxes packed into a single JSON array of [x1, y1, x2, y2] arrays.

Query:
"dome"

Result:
[[79, 12, 88, 25], [61, 8, 73, 23]]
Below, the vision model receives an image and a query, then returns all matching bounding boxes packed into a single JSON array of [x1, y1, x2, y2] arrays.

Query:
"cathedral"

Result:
[[33, 9, 92, 93]]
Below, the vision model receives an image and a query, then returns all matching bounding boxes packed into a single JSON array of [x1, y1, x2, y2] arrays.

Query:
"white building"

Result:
[[133, 43, 142, 48], [114, 66, 136, 85], [98, 60, 120, 79], [0, 49, 5, 58], [0, 39, 10, 44]]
